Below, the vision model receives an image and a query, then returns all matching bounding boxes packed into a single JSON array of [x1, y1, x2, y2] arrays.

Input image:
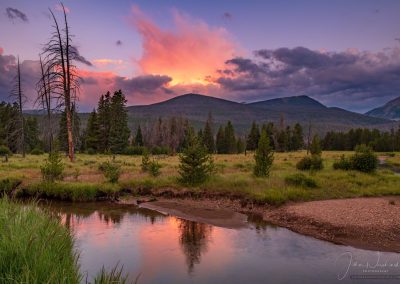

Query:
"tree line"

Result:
[[322, 127, 400, 152]]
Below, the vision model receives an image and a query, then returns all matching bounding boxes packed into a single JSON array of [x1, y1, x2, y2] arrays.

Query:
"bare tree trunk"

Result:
[[63, 4, 74, 161], [307, 120, 312, 155], [39, 56, 53, 152], [17, 57, 25, 158]]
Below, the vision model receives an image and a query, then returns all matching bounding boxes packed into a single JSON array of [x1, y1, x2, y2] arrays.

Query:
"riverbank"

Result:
[[120, 195, 400, 253]]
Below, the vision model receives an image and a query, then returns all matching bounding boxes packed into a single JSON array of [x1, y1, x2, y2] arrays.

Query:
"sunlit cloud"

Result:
[[131, 6, 239, 86]]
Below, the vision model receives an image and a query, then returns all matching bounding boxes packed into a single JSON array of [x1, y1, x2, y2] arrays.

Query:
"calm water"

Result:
[[43, 202, 400, 284]]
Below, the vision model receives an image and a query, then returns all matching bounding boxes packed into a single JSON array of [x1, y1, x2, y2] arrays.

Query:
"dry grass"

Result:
[[1, 151, 399, 205]]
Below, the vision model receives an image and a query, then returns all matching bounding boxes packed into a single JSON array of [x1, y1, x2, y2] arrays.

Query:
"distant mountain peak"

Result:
[[365, 96, 400, 121], [248, 95, 327, 109]]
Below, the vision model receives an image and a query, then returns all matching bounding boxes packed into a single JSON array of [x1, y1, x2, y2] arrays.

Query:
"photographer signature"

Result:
[[336, 252, 399, 280]]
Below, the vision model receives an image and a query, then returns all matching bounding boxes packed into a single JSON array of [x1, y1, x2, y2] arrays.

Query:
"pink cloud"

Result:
[[55, 4, 70, 14], [131, 6, 240, 86]]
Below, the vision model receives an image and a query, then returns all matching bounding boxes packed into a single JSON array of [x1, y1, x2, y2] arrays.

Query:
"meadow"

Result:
[[1, 151, 400, 205]]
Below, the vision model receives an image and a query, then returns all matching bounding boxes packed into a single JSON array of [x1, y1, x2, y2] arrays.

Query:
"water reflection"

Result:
[[39, 201, 400, 284], [178, 219, 213, 274]]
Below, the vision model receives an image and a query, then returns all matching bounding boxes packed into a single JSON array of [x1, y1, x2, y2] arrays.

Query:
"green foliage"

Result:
[[0, 145, 11, 156], [124, 146, 146, 155], [30, 148, 44, 155], [333, 155, 352, 170], [285, 173, 317, 188], [0, 198, 79, 283], [151, 146, 170, 155], [134, 125, 144, 146], [0, 178, 21, 195], [216, 126, 226, 154], [141, 150, 150, 172], [85, 110, 100, 152], [149, 159, 162, 177], [41, 151, 64, 182], [224, 121, 237, 154], [309, 135, 322, 155], [92, 265, 129, 284], [236, 137, 245, 154], [99, 161, 121, 183], [253, 129, 274, 177], [332, 145, 378, 173], [109, 90, 130, 154], [296, 155, 323, 171], [202, 113, 215, 153], [246, 121, 260, 151], [87, 148, 96, 155], [179, 136, 214, 186]]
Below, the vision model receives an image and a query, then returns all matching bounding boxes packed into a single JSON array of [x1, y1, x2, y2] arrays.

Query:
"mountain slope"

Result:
[[126, 93, 394, 134], [365, 96, 400, 120]]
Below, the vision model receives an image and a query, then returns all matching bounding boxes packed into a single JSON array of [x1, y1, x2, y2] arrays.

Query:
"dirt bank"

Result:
[[121, 195, 400, 252], [264, 197, 400, 252]]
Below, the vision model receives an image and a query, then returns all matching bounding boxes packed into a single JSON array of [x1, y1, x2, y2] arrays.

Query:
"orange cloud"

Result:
[[131, 6, 239, 86]]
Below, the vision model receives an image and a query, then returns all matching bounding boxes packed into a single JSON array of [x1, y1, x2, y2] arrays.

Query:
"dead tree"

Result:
[[41, 3, 80, 161], [36, 55, 54, 152], [10, 56, 26, 157]]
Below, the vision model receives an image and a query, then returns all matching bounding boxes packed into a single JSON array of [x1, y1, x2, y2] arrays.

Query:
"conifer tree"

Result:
[[310, 135, 322, 156], [202, 113, 215, 153], [134, 125, 144, 146], [178, 129, 214, 186], [216, 126, 226, 154], [97, 92, 112, 153], [109, 90, 130, 154], [85, 109, 100, 152], [246, 121, 260, 151], [291, 123, 304, 150], [224, 121, 237, 154], [254, 129, 274, 177], [236, 137, 245, 154]]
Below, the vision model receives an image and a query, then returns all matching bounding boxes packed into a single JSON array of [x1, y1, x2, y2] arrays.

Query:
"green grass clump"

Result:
[[0, 178, 21, 195], [0, 198, 79, 283], [21, 182, 119, 201], [284, 173, 318, 188]]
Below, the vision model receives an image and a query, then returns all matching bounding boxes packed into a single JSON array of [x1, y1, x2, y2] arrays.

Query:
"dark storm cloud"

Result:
[[6, 7, 28, 22], [116, 40, 122, 46], [0, 50, 40, 105], [114, 74, 172, 93], [216, 46, 400, 111], [70, 46, 92, 66]]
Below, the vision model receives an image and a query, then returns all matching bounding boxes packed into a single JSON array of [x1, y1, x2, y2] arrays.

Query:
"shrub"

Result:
[[86, 148, 96, 155], [296, 156, 312, 170], [333, 155, 352, 170], [309, 135, 322, 156], [141, 150, 150, 172], [254, 129, 274, 177], [296, 155, 323, 171], [285, 173, 317, 188], [151, 146, 170, 155], [30, 148, 44, 155], [0, 145, 11, 156], [149, 160, 161, 176], [99, 161, 121, 183], [124, 146, 146, 155], [41, 151, 64, 182], [179, 136, 214, 186], [350, 144, 378, 173]]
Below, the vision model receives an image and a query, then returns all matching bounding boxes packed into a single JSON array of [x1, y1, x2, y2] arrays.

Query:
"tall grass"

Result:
[[0, 198, 133, 283], [0, 198, 79, 283]]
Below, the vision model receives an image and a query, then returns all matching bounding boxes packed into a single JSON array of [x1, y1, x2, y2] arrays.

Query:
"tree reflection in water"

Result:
[[178, 219, 213, 274]]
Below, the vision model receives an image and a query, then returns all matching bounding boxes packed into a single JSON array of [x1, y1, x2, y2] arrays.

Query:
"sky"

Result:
[[1, 0, 400, 112]]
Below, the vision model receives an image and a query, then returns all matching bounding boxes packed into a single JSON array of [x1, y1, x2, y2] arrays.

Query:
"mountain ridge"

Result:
[[365, 96, 400, 121]]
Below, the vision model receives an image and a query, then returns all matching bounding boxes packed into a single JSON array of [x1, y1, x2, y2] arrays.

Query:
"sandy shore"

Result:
[[121, 195, 400, 252]]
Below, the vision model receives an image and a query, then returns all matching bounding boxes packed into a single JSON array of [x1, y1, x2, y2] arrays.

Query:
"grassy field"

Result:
[[1, 151, 400, 205]]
